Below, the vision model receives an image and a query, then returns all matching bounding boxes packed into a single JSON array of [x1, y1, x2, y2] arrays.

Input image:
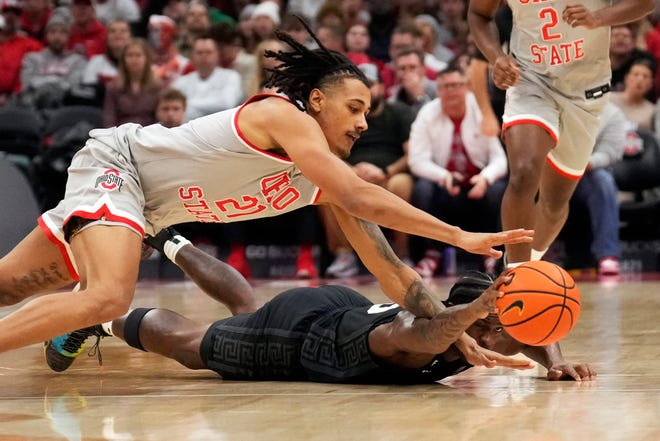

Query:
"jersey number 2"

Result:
[[540, 8, 561, 41]]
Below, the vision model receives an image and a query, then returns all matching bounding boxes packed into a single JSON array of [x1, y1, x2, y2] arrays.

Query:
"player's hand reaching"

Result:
[[547, 362, 597, 381], [470, 273, 513, 319], [458, 229, 534, 258], [491, 54, 520, 90], [562, 4, 602, 29], [455, 334, 535, 370]]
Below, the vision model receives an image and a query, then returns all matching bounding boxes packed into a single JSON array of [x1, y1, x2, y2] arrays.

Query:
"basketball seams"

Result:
[[502, 290, 581, 305], [501, 305, 575, 345], [497, 261, 581, 346], [515, 264, 577, 288], [500, 305, 575, 327]]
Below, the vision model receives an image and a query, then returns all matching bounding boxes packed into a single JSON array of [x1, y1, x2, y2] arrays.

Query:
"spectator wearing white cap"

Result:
[[251, 0, 279, 43], [93, 0, 140, 25]]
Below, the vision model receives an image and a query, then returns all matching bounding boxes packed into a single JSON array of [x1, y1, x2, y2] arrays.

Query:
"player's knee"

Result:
[[83, 285, 133, 322], [508, 160, 541, 189]]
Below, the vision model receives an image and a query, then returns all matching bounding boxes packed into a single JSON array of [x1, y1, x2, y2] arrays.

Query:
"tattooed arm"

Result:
[[368, 274, 536, 371], [331, 204, 443, 318], [369, 286, 500, 359]]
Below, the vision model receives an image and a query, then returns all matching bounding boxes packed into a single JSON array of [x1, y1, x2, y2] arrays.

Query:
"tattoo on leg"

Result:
[[10, 262, 69, 296]]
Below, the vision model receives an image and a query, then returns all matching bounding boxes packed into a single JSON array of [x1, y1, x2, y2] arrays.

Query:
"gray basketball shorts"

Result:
[[502, 71, 608, 179], [38, 129, 146, 279]]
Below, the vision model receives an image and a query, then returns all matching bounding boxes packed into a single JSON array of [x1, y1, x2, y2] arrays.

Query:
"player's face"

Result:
[[466, 314, 525, 356], [313, 78, 370, 159]]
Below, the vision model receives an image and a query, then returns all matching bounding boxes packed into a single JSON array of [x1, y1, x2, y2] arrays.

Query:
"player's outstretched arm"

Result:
[[244, 97, 533, 257], [330, 204, 444, 318], [523, 343, 597, 381], [370, 277, 535, 370]]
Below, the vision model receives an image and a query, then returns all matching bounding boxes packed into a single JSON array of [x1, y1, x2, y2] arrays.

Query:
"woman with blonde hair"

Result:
[[246, 37, 286, 97], [103, 37, 162, 127]]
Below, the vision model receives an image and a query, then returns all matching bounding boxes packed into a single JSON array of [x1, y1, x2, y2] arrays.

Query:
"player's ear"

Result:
[[307, 88, 325, 114]]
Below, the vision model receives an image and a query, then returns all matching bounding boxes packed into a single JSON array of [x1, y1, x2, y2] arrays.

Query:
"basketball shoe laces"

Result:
[[59, 330, 104, 366], [46, 326, 106, 372]]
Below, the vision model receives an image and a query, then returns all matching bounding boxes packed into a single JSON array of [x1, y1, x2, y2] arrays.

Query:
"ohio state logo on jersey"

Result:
[[95, 169, 124, 191]]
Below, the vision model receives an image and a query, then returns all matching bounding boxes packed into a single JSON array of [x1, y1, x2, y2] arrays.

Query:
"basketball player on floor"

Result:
[[49, 230, 595, 383], [0, 21, 533, 368], [467, 0, 653, 269]]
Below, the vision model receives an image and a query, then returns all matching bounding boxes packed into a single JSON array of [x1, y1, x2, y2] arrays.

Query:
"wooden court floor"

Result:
[[0, 275, 658, 441]]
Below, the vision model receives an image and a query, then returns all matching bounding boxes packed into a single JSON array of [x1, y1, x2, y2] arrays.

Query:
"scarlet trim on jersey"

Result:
[[37, 216, 80, 281], [545, 156, 582, 180], [502, 117, 559, 143], [312, 187, 322, 204], [63, 204, 145, 237], [233, 94, 295, 164]]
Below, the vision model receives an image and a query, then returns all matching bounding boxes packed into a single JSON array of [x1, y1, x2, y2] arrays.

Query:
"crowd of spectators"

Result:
[[2, 0, 659, 278]]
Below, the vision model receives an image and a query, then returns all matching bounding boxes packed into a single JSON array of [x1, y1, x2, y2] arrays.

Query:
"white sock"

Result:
[[101, 321, 114, 336], [163, 235, 191, 262], [506, 261, 525, 269], [531, 248, 547, 261]]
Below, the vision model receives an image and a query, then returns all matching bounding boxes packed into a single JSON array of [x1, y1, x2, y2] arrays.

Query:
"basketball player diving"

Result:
[[0, 20, 532, 367], [47, 229, 595, 383]]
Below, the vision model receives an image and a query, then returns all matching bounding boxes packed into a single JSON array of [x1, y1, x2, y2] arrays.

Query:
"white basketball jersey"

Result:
[[508, 0, 612, 98], [92, 95, 321, 234]]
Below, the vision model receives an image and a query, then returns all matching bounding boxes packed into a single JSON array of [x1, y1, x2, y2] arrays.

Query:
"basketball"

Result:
[[496, 261, 581, 346]]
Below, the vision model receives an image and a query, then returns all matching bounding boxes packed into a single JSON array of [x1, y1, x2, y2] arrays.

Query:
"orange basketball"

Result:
[[496, 261, 581, 346]]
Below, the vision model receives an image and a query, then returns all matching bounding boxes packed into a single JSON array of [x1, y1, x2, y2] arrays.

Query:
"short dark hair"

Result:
[[628, 56, 658, 77], [208, 22, 241, 45], [393, 46, 425, 65], [158, 87, 187, 108], [392, 21, 423, 39], [436, 65, 466, 79], [444, 271, 493, 307]]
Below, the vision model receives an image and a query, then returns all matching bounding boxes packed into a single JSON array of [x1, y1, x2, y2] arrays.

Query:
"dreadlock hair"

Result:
[[444, 271, 494, 307], [263, 16, 369, 111]]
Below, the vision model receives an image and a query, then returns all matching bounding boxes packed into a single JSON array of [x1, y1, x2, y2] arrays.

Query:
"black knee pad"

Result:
[[124, 308, 154, 352]]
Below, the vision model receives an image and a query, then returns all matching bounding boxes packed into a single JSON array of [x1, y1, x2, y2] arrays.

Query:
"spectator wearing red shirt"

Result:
[[0, 0, 42, 106], [20, 0, 51, 41], [380, 22, 439, 99], [68, 0, 106, 59]]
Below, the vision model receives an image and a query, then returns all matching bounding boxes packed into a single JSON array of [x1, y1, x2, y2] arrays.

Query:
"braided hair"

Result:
[[444, 271, 494, 307], [263, 17, 369, 111]]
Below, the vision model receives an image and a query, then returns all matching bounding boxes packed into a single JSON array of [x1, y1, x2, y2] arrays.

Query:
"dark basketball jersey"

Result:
[[200, 286, 471, 384]]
